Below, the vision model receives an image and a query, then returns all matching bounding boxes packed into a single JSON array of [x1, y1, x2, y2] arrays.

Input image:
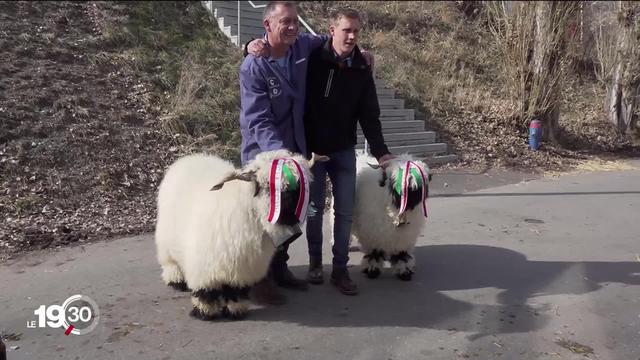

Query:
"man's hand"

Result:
[[247, 38, 270, 58], [378, 153, 395, 169], [361, 49, 375, 74]]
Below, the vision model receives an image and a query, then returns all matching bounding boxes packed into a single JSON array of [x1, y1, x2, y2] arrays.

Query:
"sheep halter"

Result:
[[398, 161, 429, 218], [267, 158, 309, 224]]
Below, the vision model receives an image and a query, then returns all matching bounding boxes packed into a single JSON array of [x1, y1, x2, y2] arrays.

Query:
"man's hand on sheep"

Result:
[[378, 153, 396, 169]]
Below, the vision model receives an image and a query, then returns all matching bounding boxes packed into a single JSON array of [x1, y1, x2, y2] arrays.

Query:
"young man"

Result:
[[303, 8, 394, 295], [240, 1, 327, 305], [243, 3, 383, 301]]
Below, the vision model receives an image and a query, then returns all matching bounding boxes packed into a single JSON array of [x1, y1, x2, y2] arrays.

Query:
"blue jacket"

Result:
[[239, 33, 327, 165]]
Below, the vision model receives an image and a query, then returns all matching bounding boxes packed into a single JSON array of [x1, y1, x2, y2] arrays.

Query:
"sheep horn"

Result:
[[309, 152, 330, 168], [210, 171, 256, 191]]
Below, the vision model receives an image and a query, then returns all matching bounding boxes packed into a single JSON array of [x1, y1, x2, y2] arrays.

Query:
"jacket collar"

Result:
[[320, 37, 368, 69]]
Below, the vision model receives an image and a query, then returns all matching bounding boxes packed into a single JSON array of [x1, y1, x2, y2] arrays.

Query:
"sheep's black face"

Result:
[[277, 189, 301, 226], [388, 181, 426, 211]]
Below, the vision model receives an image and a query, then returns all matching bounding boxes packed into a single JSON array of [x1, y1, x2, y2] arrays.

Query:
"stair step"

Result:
[[387, 143, 448, 156], [220, 20, 265, 35], [358, 120, 424, 133], [214, 8, 264, 21], [425, 154, 459, 165], [356, 138, 436, 149], [357, 131, 436, 146], [380, 109, 414, 119], [378, 98, 404, 109], [380, 116, 415, 122], [218, 15, 265, 28], [377, 88, 395, 96], [218, 16, 264, 32], [213, 1, 265, 13]]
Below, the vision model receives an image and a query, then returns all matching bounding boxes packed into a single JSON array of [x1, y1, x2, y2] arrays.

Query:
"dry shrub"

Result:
[[298, 0, 639, 167], [161, 59, 206, 134], [589, 3, 619, 86], [98, 1, 244, 162], [486, 1, 580, 134]]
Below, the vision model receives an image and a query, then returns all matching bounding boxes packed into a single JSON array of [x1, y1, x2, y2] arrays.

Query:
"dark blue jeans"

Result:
[[306, 147, 356, 269]]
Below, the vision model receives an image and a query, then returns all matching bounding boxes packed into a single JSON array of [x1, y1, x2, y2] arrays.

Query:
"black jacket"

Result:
[[304, 39, 389, 159]]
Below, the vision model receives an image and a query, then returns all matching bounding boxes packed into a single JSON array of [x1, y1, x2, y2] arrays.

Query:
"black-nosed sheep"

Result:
[[352, 153, 431, 281], [155, 150, 324, 320]]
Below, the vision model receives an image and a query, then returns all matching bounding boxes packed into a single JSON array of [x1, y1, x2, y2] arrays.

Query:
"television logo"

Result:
[[26, 295, 100, 336]]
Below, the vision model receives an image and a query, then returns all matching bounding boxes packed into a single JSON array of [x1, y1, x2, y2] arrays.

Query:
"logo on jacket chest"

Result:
[[267, 77, 282, 98]]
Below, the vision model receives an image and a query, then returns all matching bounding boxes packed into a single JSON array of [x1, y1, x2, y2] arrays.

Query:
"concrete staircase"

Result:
[[204, 1, 277, 46], [202, 1, 458, 164], [356, 78, 457, 162]]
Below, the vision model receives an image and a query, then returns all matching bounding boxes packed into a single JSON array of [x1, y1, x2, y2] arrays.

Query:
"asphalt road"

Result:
[[1, 161, 639, 360]]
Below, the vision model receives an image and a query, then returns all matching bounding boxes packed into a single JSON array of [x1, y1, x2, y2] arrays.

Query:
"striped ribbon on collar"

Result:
[[267, 158, 310, 224], [398, 161, 429, 218]]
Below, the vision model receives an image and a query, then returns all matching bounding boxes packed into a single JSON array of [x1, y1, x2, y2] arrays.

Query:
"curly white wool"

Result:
[[154, 149, 312, 318], [351, 153, 430, 279]]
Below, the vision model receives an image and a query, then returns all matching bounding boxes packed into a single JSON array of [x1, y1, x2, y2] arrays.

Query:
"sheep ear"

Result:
[[210, 171, 256, 191], [368, 163, 381, 169]]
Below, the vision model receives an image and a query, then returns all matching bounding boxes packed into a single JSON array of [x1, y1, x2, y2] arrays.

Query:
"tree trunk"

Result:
[[541, 105, 560, 143], [529, 1, 573, 143], [606, 1, 640, 134]]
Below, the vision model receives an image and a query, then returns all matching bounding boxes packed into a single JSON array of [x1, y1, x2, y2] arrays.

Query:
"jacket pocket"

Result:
[[324, 69, 334, 98]]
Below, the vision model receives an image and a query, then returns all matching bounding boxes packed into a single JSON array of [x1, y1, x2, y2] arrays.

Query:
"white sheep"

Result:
[[351, 153, 431, 281], [155, 149, 321, 320]]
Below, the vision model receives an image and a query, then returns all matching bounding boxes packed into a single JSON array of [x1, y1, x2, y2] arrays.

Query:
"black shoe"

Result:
[[273, 267, 309, 291], [306, 258, 324, 285], [330, 268, 358, 296]]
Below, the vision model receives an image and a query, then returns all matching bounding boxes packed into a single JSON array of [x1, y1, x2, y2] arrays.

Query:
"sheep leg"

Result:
[[221, 285, 251, 320], [361, 249, 385, 279], [389, 251, 415, 281], [160, 258, 189, 291], [190, 288, 224, 320]]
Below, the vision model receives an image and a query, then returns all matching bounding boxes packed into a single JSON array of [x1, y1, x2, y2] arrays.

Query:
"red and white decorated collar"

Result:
[[398, 161, 429, 218], [267, 158, 310, 224]]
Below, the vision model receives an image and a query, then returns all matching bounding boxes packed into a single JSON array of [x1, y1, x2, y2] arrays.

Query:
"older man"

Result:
[[239, 1, 330, 305]]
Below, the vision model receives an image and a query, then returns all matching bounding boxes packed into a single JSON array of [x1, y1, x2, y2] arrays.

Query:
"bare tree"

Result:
[[487, 1, 579, 143], [598, 1, 640, 134]]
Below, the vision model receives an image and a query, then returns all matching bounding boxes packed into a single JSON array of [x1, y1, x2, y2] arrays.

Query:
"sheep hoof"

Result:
[[168, 281, 190, 292], [363, 267, 381, 279], [223, 307, 248, 321], [189, 307, 219, 321], [396, 272, 413, 281]]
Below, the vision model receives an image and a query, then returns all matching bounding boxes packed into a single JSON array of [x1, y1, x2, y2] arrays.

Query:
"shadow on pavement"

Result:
[[247, 245, 640, 339]]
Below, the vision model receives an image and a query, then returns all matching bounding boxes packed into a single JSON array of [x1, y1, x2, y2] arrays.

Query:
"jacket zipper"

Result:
[[324, 69, 334, 98]]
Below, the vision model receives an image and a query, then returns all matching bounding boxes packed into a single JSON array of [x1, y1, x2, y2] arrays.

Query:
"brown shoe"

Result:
[[250, 278, 287, 305], [306, 258, 324, 285], [273, 267, 309, 291], [330, 268, 358, 295]]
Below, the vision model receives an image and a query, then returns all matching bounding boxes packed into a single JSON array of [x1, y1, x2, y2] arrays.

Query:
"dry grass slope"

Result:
[[299, 1, 639, 171]]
